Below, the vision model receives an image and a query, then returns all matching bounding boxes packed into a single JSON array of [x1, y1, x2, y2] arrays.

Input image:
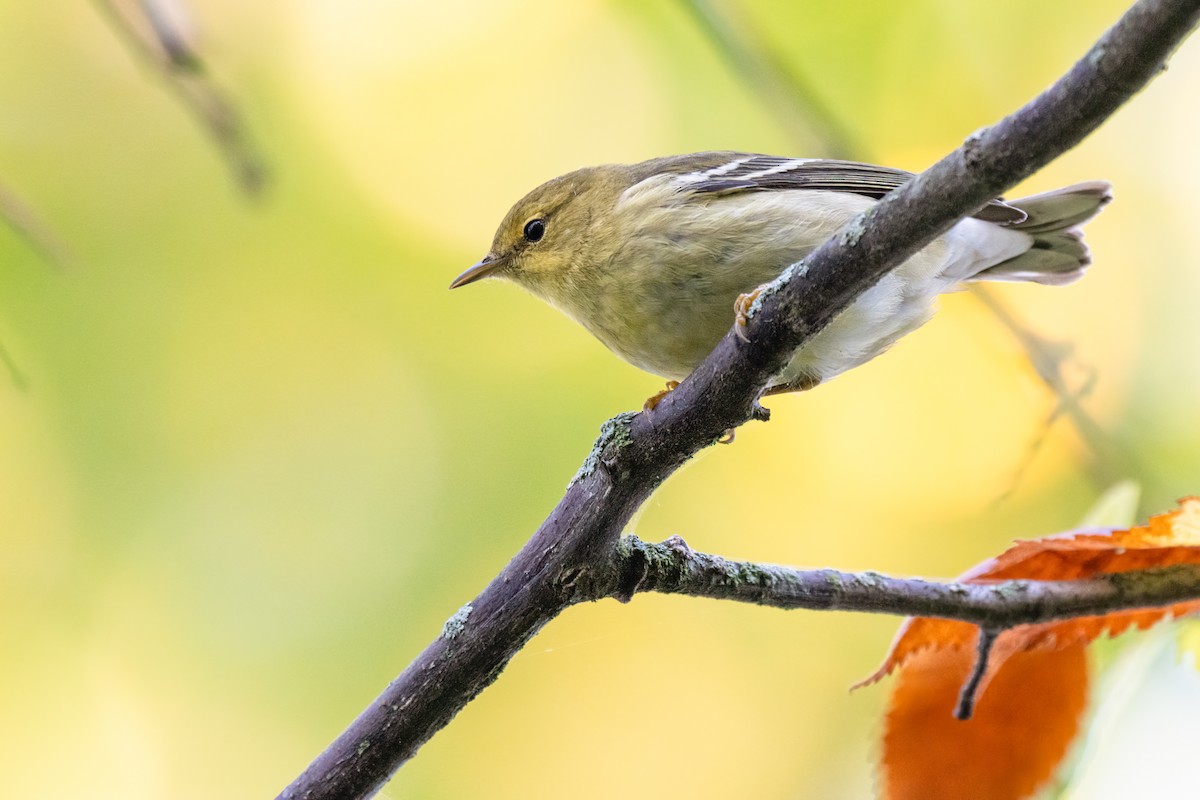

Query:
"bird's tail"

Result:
[[972, 181, 1114, 286]]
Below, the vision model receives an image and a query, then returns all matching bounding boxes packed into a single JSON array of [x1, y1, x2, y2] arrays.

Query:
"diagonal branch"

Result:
[[93, 0, 269, 195], [278, 2, 1200, 799], [968, 285, 1136, 496], [680, 0, 1136, 486], [676, 0, 864, 159], [0, 179, 76, 270]]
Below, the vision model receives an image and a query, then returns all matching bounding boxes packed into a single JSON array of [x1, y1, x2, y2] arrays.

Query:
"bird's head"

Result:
[[450, 165, 625, 295]]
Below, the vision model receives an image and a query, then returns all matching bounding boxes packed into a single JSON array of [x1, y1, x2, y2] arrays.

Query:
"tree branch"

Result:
[[677, 0, 864, 159], [278, 2, 1200, 798], [612, 535, 1200, 627], [0, 179, 75, 271], [968, 285, 1136, 497], [93, 0, 269, 195], [678, 0, 1127, 490]]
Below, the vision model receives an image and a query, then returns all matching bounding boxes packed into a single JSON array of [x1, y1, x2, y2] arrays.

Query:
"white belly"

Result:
[[587, 187, 1033, 387], [780, 217, 1031, 387]]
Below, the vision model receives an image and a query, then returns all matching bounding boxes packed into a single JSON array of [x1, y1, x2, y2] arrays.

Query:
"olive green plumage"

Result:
[[453, 153, 1111, 391]]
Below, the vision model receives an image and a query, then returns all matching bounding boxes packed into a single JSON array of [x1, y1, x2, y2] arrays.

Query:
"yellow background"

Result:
[[1, 1, 1197, 797]]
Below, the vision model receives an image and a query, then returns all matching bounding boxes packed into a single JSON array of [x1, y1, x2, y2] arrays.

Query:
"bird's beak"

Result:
[[449, 255, 501, 289]]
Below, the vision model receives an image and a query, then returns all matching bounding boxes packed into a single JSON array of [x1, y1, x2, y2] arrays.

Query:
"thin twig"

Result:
[[955, 628, 999, 720], [0, 180, 76, 270], [92, 0, 268, 195], [0, 337, 29, 391], [677, 0, 863, 159], [970, 285, 1136, 496], [279, 4, 1200, 798]]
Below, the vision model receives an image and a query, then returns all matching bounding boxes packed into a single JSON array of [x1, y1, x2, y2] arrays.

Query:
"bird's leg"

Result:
[[642, 380, 680, 412], [762, 373, 821, 395], [734, 287, 764, 343]]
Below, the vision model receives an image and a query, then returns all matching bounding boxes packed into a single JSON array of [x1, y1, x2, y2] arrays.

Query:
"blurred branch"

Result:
[[970, 285, 1140, 498], [279, 2, 1200, 799], [0, 337, 29, 391], [678, 0, 863, 159], [93, 0, 268, 195], [0, 179, 72, 389], [0, 179, 76, 270]]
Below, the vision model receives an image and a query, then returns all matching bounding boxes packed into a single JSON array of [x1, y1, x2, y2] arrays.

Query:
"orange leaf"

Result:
[[869, 498, 1200, 800], [881, 638, 1087, 800]]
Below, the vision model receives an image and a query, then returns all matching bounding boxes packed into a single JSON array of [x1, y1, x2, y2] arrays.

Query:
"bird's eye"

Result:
[[523, 218, 546, 243]]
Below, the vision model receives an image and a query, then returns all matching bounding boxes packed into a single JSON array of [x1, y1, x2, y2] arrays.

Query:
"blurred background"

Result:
[[1, 1, 1198, 797]]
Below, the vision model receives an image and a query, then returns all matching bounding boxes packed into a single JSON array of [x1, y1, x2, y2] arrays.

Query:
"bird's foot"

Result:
[[717, 428, 736, 445], [734, 287, 763, 343], [643, 380, 680, 412]]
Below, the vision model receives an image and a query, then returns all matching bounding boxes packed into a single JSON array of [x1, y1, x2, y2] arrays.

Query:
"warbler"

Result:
[[452, 152, 1111, 397]]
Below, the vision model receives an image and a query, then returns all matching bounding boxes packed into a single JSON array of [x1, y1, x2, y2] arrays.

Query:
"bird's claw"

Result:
[[643, 380, 680, 412], [734, 287, 763, 343]]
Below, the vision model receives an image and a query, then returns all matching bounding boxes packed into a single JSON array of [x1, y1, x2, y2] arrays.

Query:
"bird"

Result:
[[451, 152, 1111, 402]]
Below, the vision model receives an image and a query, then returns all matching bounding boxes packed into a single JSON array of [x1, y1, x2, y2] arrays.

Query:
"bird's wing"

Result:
[[664, 153, 1026, 225]]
